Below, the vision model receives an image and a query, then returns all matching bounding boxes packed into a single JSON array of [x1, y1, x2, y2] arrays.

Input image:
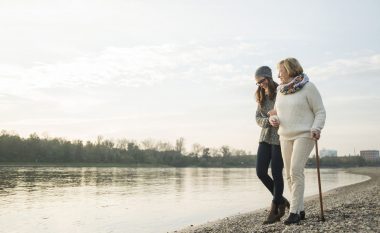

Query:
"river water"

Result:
[[0, 167, 369, 233]]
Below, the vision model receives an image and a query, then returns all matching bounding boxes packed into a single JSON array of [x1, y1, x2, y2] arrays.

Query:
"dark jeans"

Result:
[[256, 142, 284, 204]]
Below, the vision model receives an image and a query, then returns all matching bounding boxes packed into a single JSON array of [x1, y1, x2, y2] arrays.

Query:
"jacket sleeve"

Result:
[[307, 83, 326, 131], [256, 105, 270, 128]]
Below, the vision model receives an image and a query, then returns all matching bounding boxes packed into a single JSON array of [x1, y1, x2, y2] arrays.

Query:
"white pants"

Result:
[[280, 137, 315, 214]]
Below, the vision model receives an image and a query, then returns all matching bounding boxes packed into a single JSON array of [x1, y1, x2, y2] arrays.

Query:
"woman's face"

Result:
[[255, 76, 268, 90], [278, 64, 291, 84]]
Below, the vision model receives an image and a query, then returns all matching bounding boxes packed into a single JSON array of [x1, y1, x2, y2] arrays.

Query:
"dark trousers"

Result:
[[256, 142, 284, 204]]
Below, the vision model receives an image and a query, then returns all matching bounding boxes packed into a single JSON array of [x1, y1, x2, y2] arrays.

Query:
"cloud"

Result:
[[308, 54, 380, 80], [0, 42, 263, 95]]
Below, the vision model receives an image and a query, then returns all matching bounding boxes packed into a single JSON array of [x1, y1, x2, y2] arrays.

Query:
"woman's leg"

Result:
[[289, 137, 315, 214], [270, 144, 284, 205], [256, 142, 274, 194], [280, 139, 293, 194]]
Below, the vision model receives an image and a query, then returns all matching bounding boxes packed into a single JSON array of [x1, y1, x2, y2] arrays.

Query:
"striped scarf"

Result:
[[279, 73, 309, 95]]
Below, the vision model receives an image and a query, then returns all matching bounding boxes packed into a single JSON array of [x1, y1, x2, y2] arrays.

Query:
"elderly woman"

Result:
[[254, 66, 289, 224], [269, 58, 326, 225]]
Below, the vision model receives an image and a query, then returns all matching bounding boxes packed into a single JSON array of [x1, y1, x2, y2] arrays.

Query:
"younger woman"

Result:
[[254, 66, 289, 224]]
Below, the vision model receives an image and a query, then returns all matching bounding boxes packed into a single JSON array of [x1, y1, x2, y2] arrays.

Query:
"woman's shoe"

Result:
[[300, 211, 305, 220], [263, 201, 280, 224], [284, 213, 300, 225], [277, 197, 290, 219]]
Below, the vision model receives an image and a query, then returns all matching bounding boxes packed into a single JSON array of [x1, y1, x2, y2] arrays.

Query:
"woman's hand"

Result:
[[268, 109, 279, 127], [269, 115, 280, 127], [311, 129, 321, 140], [267, 109, 277, 116]]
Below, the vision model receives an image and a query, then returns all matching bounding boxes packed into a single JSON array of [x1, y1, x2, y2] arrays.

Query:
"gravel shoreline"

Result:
[[174, 167, 380, 233]]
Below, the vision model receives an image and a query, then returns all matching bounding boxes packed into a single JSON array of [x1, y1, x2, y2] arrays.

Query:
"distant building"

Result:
[[360, 150, 380, 161], [320, 149, 338, 158]]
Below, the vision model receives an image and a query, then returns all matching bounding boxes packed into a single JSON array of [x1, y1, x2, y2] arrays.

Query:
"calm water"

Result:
[[0, 167, 369, 233]]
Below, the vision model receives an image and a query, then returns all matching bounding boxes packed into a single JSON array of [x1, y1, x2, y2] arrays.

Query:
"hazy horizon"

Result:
[[1, 0, 379, 156]]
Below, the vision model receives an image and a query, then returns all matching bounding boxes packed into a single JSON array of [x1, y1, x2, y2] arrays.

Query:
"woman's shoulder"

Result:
[[303, 81, 318, 91], [303, 81, 322, 98], [308, 80, 322, 89], [305, 81, 318, 87]]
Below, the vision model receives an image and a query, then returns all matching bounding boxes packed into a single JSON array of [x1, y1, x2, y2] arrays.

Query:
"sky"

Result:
[[0, 0, 379, 156]]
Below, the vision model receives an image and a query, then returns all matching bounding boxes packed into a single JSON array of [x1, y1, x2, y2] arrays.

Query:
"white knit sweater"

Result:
[[275, 82, 326, 140]]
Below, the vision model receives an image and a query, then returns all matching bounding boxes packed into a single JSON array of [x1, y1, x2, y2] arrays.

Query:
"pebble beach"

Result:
[[175, 167, 380, 233]]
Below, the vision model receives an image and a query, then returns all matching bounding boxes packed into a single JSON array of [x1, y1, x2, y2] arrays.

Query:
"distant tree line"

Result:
[[0, 131, 378, 167], [0, 131, 256, 167]]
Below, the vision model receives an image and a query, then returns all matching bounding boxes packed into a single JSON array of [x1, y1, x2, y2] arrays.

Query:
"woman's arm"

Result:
[[256, 105, 270, 128], [307, 83, 326, 135], [268, 103, 279, 127]]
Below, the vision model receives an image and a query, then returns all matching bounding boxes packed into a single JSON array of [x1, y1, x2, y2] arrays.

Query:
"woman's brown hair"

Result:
[[255, 78, 279, 108]]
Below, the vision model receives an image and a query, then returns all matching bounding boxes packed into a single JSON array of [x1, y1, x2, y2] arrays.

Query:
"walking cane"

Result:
[[315, 140, 325, 221]]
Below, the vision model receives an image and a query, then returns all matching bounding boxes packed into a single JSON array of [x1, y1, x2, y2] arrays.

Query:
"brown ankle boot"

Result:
[[263, 201, 280, 224], [278, 198, 290, 219]]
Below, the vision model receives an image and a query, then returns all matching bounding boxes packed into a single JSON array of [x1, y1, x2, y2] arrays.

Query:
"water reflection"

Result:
[[0, 167, 370, 233], [0, 167, 191, 197]]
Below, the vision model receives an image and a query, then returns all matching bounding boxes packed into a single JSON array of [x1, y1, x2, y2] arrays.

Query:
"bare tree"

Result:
[[191, 143, 204, 157], [141, 138, 157, 150], [103, 139, 114, 148], [220, 145, 231, 157], [116, 138, 130, 150], [96, 135, 104, 145], [156, 141, 174, 151], [175, 137, 185, 154], [202, 147, 210, 158], [210, 148, 220, 157]]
